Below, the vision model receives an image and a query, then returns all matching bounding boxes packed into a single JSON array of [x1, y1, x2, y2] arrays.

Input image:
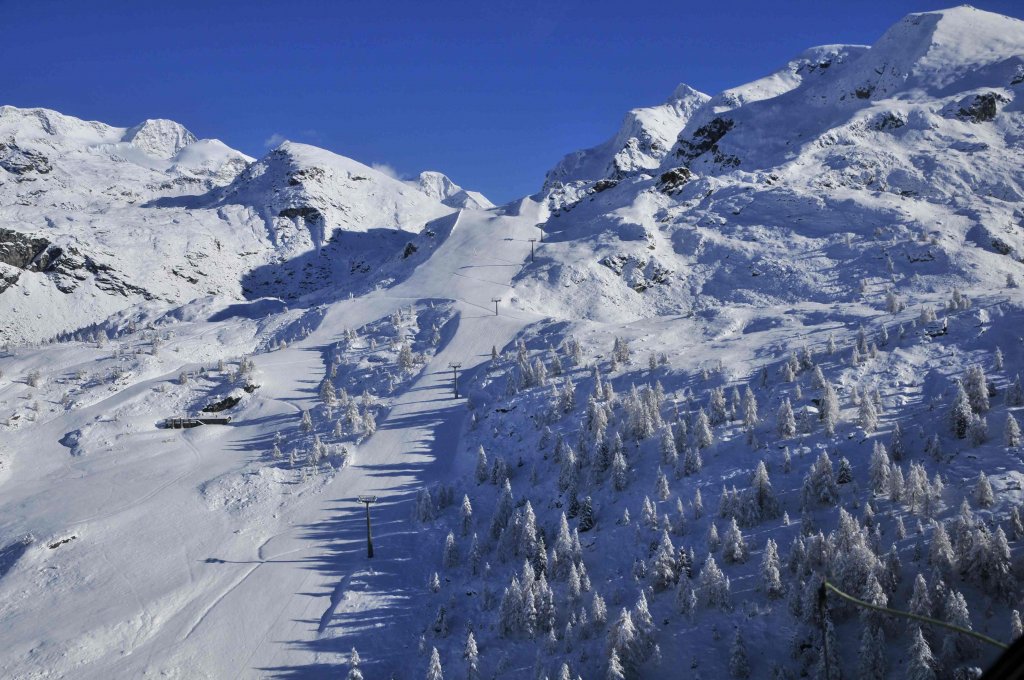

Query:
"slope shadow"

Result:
[[257, 395, 469, 677]]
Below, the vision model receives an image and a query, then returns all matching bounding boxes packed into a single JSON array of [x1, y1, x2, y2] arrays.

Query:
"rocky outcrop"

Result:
[[0, 228, 153, 298], [674, 117, 738, 167], [0, 139, 52, 176]]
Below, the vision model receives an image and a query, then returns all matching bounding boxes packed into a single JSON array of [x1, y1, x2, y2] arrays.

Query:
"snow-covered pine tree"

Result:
[[802, 452, 839, 506], [858, 394, 878, 433], [722, 518, 748, 564], [857, 625, 886, 680], [964, 365, 990, 413], [820, 382, 840, 436], [578, 497, 595, 532], [940, 590, 978, 662], [742, 386, 758, 429], [347, 647, 364, 680], [464, 631, 480, 680], [709, 387, 728, 425], [697, 556, 731, 609], [908, 626, 938, 680], [729, 630, 751, 678], [426, 647, 444, 680], [951, 382, 973, 439], [929, 521, 955, 575], [974, 472, 994, 508], [1006, 413, 1021, 447], [761, 538, 783, 597], [694, 409, 714, 449], [611, 448, 629, 491], [777, 398, 796, 438]]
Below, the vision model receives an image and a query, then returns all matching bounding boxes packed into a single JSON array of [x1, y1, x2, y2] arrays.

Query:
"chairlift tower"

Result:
[[357, 495, 378, 558], [448, 362, 462, 398], [491, 298, 501, 316]]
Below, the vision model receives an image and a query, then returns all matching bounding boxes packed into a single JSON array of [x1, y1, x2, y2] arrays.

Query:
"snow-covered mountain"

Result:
[[2, 7, 1024, 680], [521, 5, 1024, 323], [0, 111, 469, 342]]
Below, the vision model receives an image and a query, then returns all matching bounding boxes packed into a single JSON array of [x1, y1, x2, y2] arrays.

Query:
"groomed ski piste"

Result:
[[0, 202, 557, 678], [4, 6, 1024, 679]]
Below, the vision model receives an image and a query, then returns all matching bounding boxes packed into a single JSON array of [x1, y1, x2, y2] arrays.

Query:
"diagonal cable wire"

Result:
[[822, 581, 1008, 650]]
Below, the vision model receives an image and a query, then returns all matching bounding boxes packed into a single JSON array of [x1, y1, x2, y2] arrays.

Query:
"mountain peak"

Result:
[[412, 171, 494, 210], [123, 119, 197, 159]]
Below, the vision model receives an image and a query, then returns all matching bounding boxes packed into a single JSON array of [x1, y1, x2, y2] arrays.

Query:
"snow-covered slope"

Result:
[[2, 7, 1024, 680]]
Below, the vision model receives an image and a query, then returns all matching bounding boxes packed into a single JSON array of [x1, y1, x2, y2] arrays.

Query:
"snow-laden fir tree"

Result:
[[802, 452, 839, 506], [709, 387, 728, 425], [1006, 413, 1021, 447], [746, 460, 781, 522], [463, 631, 479, 680], [777, 398, 796, 438], [742, 386, 758, 429], [1008, 374, 1024, 407], [940, 589, 979, 663], [929, 521, 955, 575], [722, 518, 748, 564], [820, 381, 840, 436], [951, 382, 973, 439], [426, 646, 444, 680], [694, 408, 714, 449], [697, 556, 731, 609], [857, 625, 886, 680], [964, 365, 990, 413], [300, 408, 313, 433], [443, 531, 458, 568], [858, 394, 878, 433], [729, 630, 751, 678], [974, 472, 994, 508], [683, 446, 702, 476], [1011, 610, 1023, 641], [761, 538, 783, 597], [611, 449, 629, 491], [578, 496, 595, 532], [652, 530, 678, 590], [347, 647, 364, 680], [606, 648, 626, 680], [658, 425, 676, 466], [887, 422, 905, 462], [655, 467, 671, 501]]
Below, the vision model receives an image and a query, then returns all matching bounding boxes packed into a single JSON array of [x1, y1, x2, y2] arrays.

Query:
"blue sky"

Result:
[[3, 1, 1023, 202]]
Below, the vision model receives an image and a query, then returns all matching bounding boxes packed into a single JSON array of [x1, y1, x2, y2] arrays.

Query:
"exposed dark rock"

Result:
[[202, 395, 241, 413], [658, 167, 694, 194], [957, 92, 1007, 123], [873, 111, 906, 131], [402, 242, 418, 258], [277, 206, 324, 222], [0, 229, 50, 269], [593, 179, 618, 193], [0, 139, 52, 176], [675, 117, 738, 167]]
